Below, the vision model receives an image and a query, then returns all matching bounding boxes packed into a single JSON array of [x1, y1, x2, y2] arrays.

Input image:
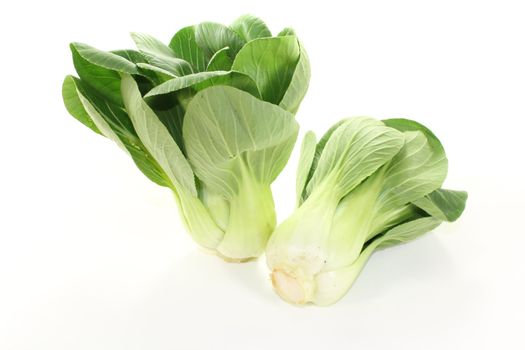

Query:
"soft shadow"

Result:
[[215, 253, 277, 302], [340, 233, 458, 304], [142, 249, 276, 307]]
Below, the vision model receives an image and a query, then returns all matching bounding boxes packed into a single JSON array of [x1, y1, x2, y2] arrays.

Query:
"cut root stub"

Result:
[[271, 269, 307, 305]]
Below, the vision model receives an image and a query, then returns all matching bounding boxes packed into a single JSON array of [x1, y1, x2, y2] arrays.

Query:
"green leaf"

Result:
[[248, 130, 297, 187], [206, 47, 233, 71], [306, 117, 405, 199], [111, 49, 148, 64], [279, 41, 310, 114], [66, 76, 171, 187], [232, 36, 300, 104], [378, 120, 448, 211], [144, 70, 260, 99], [145, 71, 231, 97], [383, 118, 445, 156], [112, 50, 159, 82], [126, 146, 172, 187], [136, 62, 177, 83], [71, 42, 139, 74], [71, 43, 123, 105], [76, 85, 128, 152], [131, 32, 194, 76], [376, 217, 443, 249], [183, 86, 298, 198], [121, 74, 196, 195], [169, 26, 208, 72], [278, 27, 296, 36], [194, 22, 245, 60], [193, 71, 260, 98], [296, 131, 317, 206], [72, 79, 133, 137], [106, 50, 159, 92], [176, 191, 225, 250], [301, 120, 348, 198], [62, 75, 100, 134], [319, 119, 449, 269], [324, 118, 448, 250], [230, 14, 271, 42], [154, 104, 186, 155], [413, 189, 468, 222]]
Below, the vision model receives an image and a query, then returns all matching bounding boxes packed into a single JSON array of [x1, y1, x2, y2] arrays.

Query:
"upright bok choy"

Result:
[[266, 117, 467, 305], [62, 15, 310, 260]]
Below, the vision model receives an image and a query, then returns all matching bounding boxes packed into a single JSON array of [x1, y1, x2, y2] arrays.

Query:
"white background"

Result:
[[1, 0, 524, 349]]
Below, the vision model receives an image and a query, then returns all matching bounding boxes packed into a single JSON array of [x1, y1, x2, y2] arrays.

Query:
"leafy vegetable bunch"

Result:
[[63, 15, 310, 261], [267, 117, 467, 305], [63, 15, 467, 306]]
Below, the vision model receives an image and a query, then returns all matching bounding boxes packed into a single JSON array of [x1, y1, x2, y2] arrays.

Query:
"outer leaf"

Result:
[[71, 43, 123, 105], [296, 131, 317, 205], [71, 42, 139, 74], [206, 47, 233, 71], [131, 33, 194, 76], [314, 120, 349, 160], [326, 119, 448, 254], [413, 189, 468, 222], [121, 74, 196, 195], [110, 50, 157, 91], [232, 36, 300, 104], [66, 76, 170, 187], [194, 22, 245, 60], [230, 14, 271, 42], [111, 49, 148, 64], [301, 119, 348, 199], [77, 87, 128, 152], [145, 71, 232, 97], [136, 62, 177, 83], [380, 131, 447, 207], [145, 71, 260, 99], [111, 50, 162, 82], [279, 41, 310, 114], [278, 27, 296, 36], [183, 86, 298, 198], [378, 120, 449, 210], [154, 104, 186, 155], [192, 71, 260, 98], [383, 118, 445, 156], [169, 26, 208, 72], [376, 216, 443, 249], [72, 79, 134, 137], [306, 117, 405, 199], [248, 130, 297, 186], [318, 120, 448, 271], [62, 75, 100, 134]]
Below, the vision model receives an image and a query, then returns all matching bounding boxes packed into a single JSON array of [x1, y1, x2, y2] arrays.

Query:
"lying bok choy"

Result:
[[62, 15, 310, 260], [266, 117, 467, 305]]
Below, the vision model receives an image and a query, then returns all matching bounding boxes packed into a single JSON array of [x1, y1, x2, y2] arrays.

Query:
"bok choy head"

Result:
[[266, 117, 467, 305], [62, 15, 310, 261]]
